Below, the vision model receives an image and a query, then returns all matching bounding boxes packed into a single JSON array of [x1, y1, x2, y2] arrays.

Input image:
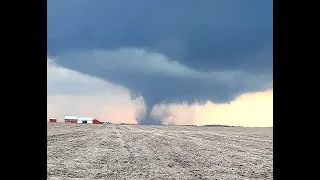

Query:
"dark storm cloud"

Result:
[[47, 0, 273, 124]]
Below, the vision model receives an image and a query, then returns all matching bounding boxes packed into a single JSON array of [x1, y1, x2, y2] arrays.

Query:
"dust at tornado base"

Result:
[[47, 123, 273, 180]]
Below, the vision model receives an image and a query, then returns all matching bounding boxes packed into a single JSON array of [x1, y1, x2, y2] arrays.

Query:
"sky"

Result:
[[47, 0, 273, 127]]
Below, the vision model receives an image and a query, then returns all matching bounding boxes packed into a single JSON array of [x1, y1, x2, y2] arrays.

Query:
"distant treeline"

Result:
[[119, 123, 138, 125], [180, 124, 239, 127], [116, 123, 244, 127], [203, 124, 235, 127], [113, 123, 271, 128]]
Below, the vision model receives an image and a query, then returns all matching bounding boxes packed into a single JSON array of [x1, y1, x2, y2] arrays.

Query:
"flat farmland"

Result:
[[47, 123, 273, 180]]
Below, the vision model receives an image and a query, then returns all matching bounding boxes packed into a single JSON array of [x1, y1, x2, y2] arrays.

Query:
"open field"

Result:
[[47, 123, 273, 180]]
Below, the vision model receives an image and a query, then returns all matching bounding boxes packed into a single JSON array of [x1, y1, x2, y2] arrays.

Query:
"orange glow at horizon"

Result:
[[154, 89, 273, 127]]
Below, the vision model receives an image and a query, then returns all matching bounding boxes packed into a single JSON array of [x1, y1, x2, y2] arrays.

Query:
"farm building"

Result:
[[93, 119, 100, 124], [64, 116, 78, 123], [78, 117, 93, 124], [49, 118, 57, 123]]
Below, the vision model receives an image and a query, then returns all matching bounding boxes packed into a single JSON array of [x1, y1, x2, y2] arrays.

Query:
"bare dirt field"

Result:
[[47, 123, 273, 180]]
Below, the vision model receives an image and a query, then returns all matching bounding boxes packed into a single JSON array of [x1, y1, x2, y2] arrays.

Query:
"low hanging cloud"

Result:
[[52, 48, 272, 125], [48, 56, 272, 127]]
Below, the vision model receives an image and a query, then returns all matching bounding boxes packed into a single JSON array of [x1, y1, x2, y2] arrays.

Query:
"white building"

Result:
[[64, 115, 78, 120], [77, 117, 93, 124], [64, 115, 78, 123]]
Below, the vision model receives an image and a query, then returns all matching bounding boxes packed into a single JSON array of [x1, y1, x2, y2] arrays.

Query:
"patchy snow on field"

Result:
[[47, 123, 273, 180]]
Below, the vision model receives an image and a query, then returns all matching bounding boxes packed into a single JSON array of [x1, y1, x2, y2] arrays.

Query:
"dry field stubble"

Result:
[[47, 123, 273, 180]]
